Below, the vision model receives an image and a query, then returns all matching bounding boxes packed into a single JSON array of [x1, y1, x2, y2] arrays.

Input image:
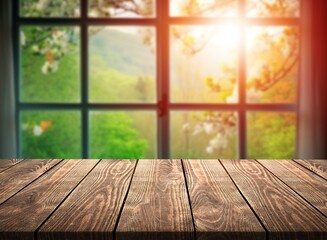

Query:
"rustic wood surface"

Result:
[[183, 160, 265, 240], [0, 159, 22, 173], [38, 160, 137, 240], [258, 160, 327, 215], [116, 160, 194, 240], [0, 159, 99, 240], [294, 159, 327, 180], [0, 159, 326, 240], [221, 160, 327, 240], [0, 159, 60, 205]]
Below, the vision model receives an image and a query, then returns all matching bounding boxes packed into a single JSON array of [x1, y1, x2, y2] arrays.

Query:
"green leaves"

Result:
[[90, 112, 148, 159]]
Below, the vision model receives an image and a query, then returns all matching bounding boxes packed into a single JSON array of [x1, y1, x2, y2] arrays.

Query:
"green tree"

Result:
[[90, 113, 148, 159]]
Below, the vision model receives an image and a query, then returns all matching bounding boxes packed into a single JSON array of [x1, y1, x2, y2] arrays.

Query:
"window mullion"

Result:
[[81, 0, 89, 158], [13, 0, 21, 157], [239, 0, 247, 158], [157, 0, 170, 158]]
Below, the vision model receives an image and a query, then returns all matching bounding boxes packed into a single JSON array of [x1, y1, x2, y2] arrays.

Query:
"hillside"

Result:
[[89, 28, 155, 77]]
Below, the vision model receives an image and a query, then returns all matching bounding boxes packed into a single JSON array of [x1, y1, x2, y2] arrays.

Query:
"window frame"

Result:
[[13, 0, 300, 158]]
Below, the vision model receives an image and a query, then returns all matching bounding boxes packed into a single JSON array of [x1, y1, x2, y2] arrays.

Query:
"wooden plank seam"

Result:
[[33, 159, 102, 239], [0, 159, 63, 205], [181, 160, 197, 240], [256, 160, 327, 218], [218, 159, 269, 239], [112, 160, 139, 240]]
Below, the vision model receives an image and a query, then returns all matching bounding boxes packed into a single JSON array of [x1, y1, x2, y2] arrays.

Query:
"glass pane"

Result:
[[20, 0, 80, 17], [89, 0, 155, 17], [20, 26, 80, 103], [247, 112, 296, 158], [246, 0, 300, 17], [171, 111, 238, 158], [21, 111, 81, 158], [90, 111, 156, 158], [89, 27, 156, 103], [246, 27, 298, 103], [170, 25, 238, 103], [170, 0, 238, 17]]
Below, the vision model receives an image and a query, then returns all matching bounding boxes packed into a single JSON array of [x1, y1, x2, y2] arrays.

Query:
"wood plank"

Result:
[[0, 159, 99, 240], [294, 160, 327, 180], [221, 160, 327, 240], [37, 160, 137, 240], [116, 160, 194, 240], [183, 160, 266, 240], [0, 159, 61, 205], [0, 159, 23, 173], [258, 160, 327, 216]]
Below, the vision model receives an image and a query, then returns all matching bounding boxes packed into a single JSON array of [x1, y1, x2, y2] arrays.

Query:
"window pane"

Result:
[[20, 0, 80, 17], [247, 112, 296, 158], [246, 0, 300, 17], [20, 26, 81, 103], [89, 27, 156, 103], [246, 27, 298, 103], [170, 25, 238, 103], [170, 0, 238, 17], [90, 111, 156, 158], [21, 111, 81, 158], [171, 111, 238, 158], [88, 0, 155, 17]]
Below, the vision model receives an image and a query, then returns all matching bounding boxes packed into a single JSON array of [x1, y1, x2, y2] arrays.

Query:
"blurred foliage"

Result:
[[21, 27, 80, 102], [21, 111, 81, 158], [90, 112, 148, 159], [20, 0, 299, 159], [247, 112, 296, 158], [20, 0, 80, 17]]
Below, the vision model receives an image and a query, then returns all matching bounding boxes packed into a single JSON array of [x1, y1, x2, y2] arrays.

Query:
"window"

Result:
[[15, 0, 300, 158]]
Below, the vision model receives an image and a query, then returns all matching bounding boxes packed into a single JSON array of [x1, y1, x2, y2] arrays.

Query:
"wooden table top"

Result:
[[0, 159, 326, 240]]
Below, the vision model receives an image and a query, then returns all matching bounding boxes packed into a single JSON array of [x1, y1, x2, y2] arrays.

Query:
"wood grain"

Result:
[[116, 160, 194, 240], [221, 160, 327, 240], [0, 159, 99, 240], [294, 160, 327, 180], [0, 159, 23, 173], [183, 160, 265, 240], [0, 159, 61, 205], [37, 160, 137, 240], [258, 160, 327, 215]]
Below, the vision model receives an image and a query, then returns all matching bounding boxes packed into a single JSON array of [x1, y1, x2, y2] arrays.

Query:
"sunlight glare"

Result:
[[211, 25, 239, 49]]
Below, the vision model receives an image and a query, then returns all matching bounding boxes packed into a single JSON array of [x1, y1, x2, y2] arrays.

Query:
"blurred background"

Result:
[[1, 0, 327, 159]]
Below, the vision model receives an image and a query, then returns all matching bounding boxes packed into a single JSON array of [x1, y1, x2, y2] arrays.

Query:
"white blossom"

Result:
[[33, 125, 43, 136], [74, 8, 80, 17], [42, 61, 59, 74], [210, 133, 228, 150], [192, 124, 203, 135], [206, 146, 214, 154], [203, 122, 214, 134], [32, 45, 39, 53], [42, 62, 50, 74], [35, 0, 49, 11], [20, 31, 26, 46]]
